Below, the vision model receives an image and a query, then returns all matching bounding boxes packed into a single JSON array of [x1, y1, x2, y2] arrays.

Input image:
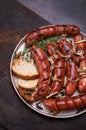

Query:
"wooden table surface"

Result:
[[0, 0, 86, 130]]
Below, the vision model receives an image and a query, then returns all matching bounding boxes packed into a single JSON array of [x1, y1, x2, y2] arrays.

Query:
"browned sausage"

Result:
[[79, 60, 86, 72], [74, 34, 86, 50], [25, 25, 80, 46], [31, 45, 51, 100], [58, 39, 72, 55], [78, 76, 86, 93], [78, 60, 86, 93], [46, 43, 57, 56], [74, 34, 86, 63], [46, 43, 65, 94], [76, 43, 86, 51], [44, 93, 86, 111], [65, 58, 78, 96], [74, 34, 84, 42], [50, 67, 64, 94]]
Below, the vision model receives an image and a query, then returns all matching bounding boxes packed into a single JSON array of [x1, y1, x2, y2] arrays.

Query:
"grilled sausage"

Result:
[[74, 34, 86, 50], [79, 60, 86, 72], [58, 39, 72, 55], [46, 43, 57, 56], [46, 43, 65, 94], [25, 25, 80, 46], [44, 93, 86, 111], [31, 45, 51, 100], [65, 58, 78, 96], [78, 60, 86, 93], [74, 34, 84, 42], [50, 67, 65, 94], [74, 34, 86, 63], [78, 76, 86, 93]]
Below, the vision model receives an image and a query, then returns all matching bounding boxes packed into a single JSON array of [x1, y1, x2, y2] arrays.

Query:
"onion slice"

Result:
[[75, 39, 86, 44], [67, 77, 80, 82], [46, 91, 59, 99], [55, 50, 72, 58]]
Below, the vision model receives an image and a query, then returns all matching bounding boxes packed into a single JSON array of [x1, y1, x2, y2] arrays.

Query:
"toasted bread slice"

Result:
[[18, 78, 38, 91], [11, 58, 39, 80], [17, 87, 36, 103]]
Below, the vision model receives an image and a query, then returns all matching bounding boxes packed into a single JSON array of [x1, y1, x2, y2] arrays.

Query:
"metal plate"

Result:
[[10, 29, 86, 118]]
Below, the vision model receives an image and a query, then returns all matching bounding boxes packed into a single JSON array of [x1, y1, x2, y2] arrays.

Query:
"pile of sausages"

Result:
[[25, 24, 86, 112]]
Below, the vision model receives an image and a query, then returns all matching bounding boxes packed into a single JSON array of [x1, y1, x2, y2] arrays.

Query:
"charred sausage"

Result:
[[44, 93, 86, 111], [50, 67, 65, 94], [74, 34, 86, 50], [25, 25, 80, 46], [58, 39, 72, 55], [74, 34, 86, 63], [31, 45, 51, 100], [46, 43, 57, 56], [74, 34, 84, 42], [46, 43, 65, 94], [65, 58, 78, 96], [78, 60, 86, 93], [78, 76, 86, 93]]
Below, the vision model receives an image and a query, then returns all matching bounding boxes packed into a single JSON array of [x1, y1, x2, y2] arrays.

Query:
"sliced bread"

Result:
[[18, 78, 39, 91], [11, 58, 39, 80], [17, 87, 36, 103]]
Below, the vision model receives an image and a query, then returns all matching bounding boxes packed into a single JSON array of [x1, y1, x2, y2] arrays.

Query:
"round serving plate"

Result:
[[10, 27, 86, 118]]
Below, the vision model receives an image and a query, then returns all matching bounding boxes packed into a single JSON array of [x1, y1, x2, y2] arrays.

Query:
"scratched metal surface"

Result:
[[0, 0, 86, 130]]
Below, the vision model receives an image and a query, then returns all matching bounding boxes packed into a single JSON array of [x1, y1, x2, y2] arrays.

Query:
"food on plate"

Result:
[[17, 87, 36, 103], [46, 43, 65, 94], [18, 78, 39, 91], [11, 57, 39, 102], [44, 93, 86, 111], [11, 58, 39, 80], [25, 25, 80, 46], [65, 58, 79, 96], [11, 24, 86, 114], [31, 45, 51, 100]]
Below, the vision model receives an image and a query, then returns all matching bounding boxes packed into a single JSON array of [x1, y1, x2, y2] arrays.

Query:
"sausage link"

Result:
[[46, 43, 57, 56], [74, 34, 84, 42], [78, 76, 86, 93], [50, 81, 63, 94], [25, 25, 80, 46], [79, 60, 86, 72], [76, 43, 86, 51], [50, 67, 64, 94], [78, 59, 86, 93], [31, 45, 51, 100], [58, 39, 72, 55], [44, 93, 86, 111], [46, 43, 65, 94], [74, 34, 86, 50], [65, 58, 78, 96]]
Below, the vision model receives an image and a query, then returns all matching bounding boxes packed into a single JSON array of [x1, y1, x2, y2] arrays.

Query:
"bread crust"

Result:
[[18, 78, 38, 91], [11, 58, 39, 80], [17, 87, 35, 103]]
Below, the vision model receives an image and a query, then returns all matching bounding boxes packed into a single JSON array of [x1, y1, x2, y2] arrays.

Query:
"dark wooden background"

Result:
[[0, 0, 86, 130]]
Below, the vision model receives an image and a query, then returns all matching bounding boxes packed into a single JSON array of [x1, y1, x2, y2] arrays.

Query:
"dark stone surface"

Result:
[[18, 0, 86, 33], [0, 0, 86, 130]]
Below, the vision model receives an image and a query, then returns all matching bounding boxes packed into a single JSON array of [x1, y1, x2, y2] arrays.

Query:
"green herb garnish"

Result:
[[34, 35, 61, 51], [13, 51, 22, 59], [22, 47, 30, 56]]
